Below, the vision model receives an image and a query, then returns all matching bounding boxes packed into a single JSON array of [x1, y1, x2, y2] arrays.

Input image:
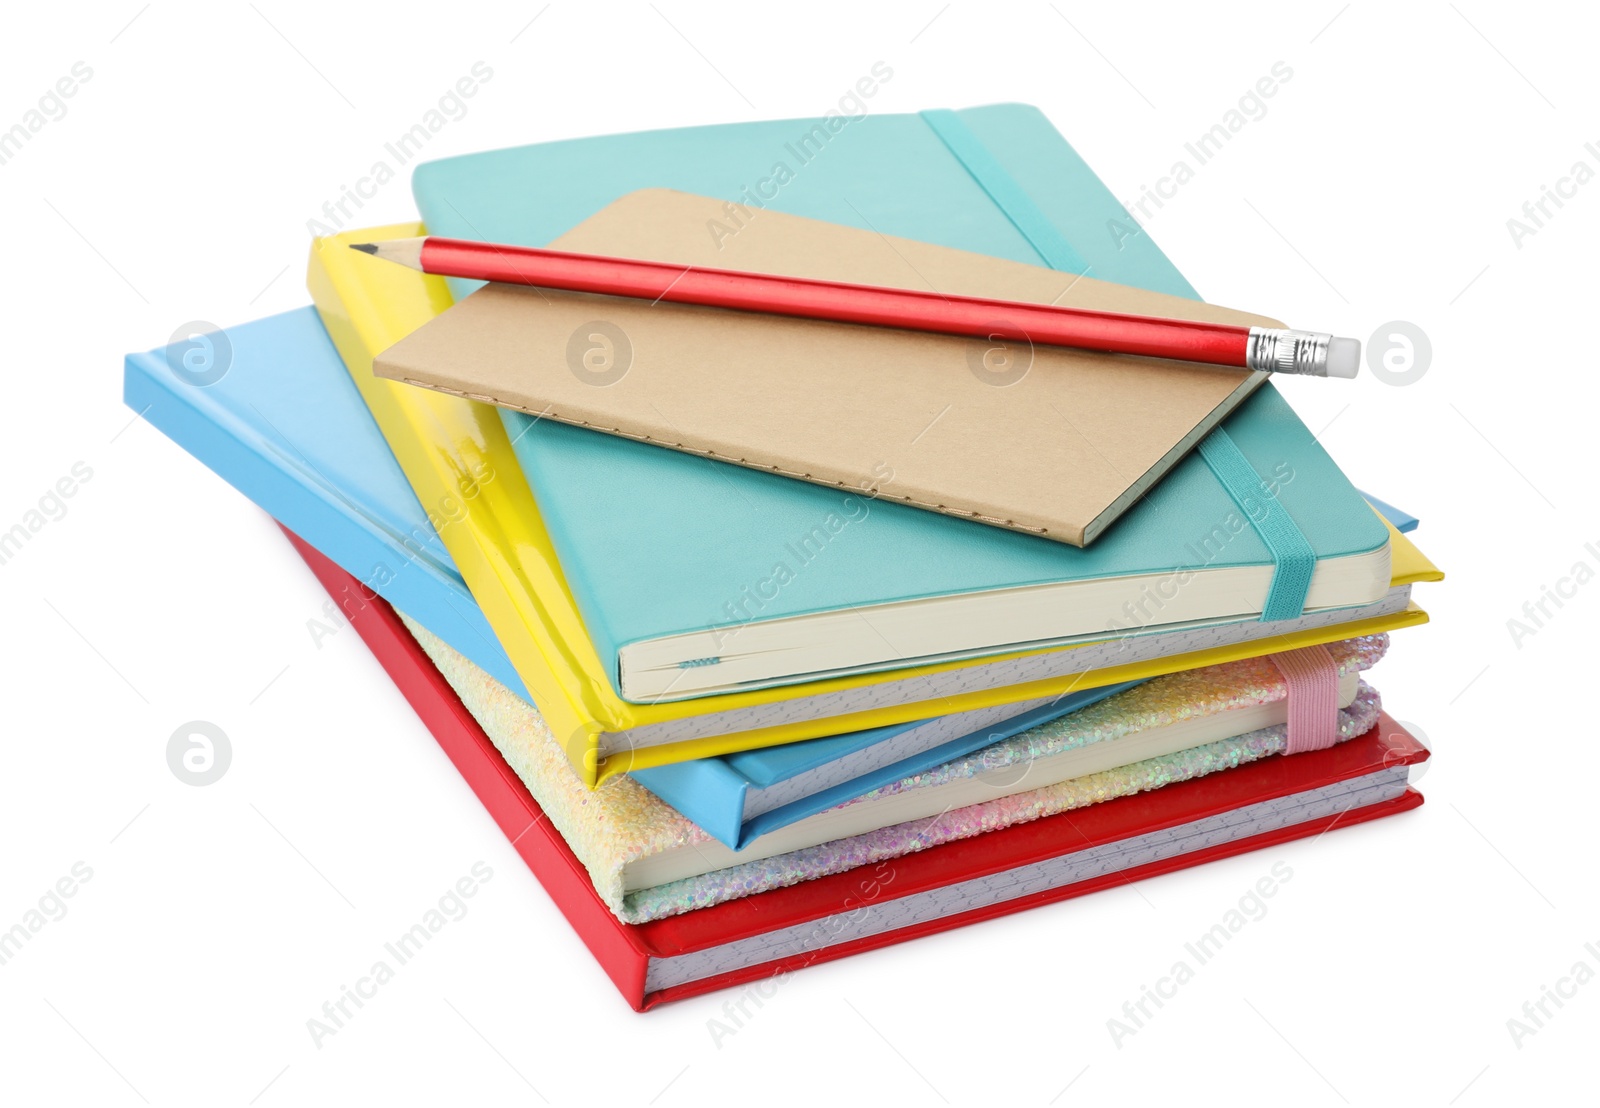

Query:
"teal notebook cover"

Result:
[[412, 104, 1390, 702], [414, 104, 1194, 302]]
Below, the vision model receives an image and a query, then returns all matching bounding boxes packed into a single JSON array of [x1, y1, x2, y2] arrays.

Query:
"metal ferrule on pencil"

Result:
[[1246, 328, 1339, 377]]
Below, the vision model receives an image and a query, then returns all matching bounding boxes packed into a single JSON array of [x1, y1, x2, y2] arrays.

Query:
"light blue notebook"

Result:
[[124, 308, 530, 702], [413, 105, 1391, 704], [413, 104, 1195, 302]]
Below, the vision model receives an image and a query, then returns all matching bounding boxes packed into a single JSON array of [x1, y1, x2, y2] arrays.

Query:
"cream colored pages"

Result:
[[374, 189, 1283, 546]]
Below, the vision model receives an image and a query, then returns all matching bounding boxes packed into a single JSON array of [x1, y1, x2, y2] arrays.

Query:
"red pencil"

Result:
[[351, 235, 1359, 378]]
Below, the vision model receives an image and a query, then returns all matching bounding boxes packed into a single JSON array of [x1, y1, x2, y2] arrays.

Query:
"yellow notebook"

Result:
[[307, 225, 1442, 786]]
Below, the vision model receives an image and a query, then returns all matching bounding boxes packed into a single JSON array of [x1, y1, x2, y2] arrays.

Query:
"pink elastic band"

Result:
[[1268, 644, 1341, 755]]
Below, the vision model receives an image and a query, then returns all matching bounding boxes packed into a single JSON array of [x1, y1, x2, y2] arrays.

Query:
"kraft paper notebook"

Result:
[[375, 189, 1278, 548], [287, 526, 1429, 1011]]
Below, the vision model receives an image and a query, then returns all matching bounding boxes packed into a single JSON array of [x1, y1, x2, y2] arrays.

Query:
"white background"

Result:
[[1, 1, 1594, 1104]]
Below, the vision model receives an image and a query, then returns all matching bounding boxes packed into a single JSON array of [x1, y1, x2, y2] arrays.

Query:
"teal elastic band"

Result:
[[919, 109, 1091, 276], [1197, 429, 1315, 621]]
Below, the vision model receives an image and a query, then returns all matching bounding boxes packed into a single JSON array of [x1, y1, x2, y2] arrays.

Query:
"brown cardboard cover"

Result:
[[374, 189, 1283, 545]]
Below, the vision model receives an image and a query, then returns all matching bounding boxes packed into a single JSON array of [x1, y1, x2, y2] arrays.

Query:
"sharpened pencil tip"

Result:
[[349, 242, 378, 254]]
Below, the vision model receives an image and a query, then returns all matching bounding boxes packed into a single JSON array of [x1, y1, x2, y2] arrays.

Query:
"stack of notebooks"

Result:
[[124, 104, 1442, 1010]]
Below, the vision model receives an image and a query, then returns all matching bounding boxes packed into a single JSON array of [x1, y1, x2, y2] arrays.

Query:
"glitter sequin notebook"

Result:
[[285, 525, 1428, 1011]]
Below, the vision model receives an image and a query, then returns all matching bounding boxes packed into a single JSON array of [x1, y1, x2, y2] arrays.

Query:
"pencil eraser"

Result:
[[1326, 337, 1360, 378]]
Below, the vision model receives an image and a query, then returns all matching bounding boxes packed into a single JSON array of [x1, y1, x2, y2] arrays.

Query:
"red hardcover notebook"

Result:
[[283, 525, 1428, 1011]]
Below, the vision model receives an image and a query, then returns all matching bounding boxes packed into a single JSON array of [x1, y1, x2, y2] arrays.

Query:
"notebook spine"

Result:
[[307, 230, 627, 785]]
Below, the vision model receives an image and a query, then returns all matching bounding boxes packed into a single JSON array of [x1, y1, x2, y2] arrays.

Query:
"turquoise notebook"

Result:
[[413, 105, 1390, 703], [414, 104, 1194, 301]]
